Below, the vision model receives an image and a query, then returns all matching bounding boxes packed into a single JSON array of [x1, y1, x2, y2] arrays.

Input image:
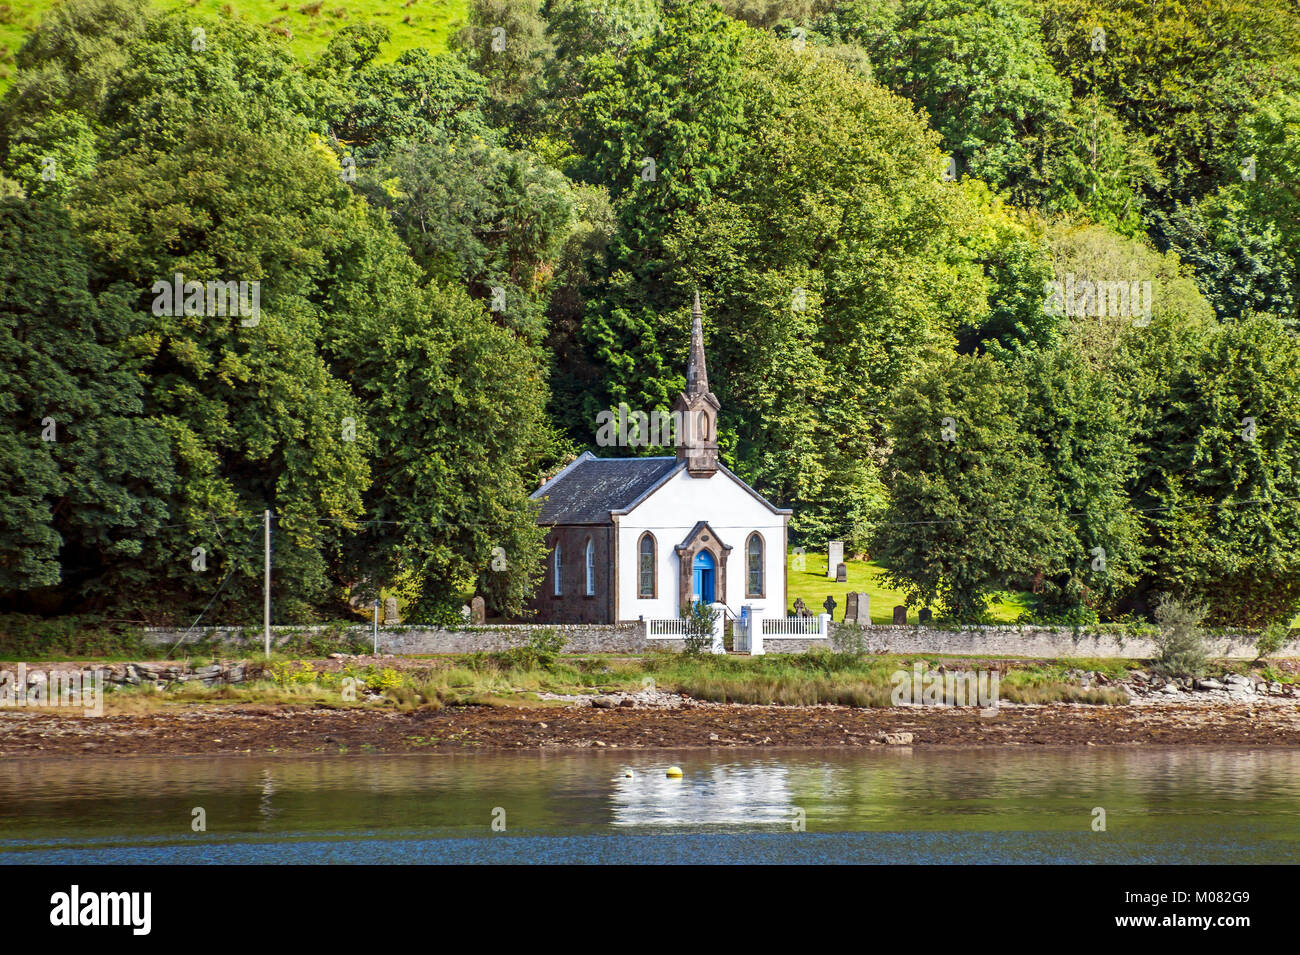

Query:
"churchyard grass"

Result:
[[786, 552, 1031, 623]]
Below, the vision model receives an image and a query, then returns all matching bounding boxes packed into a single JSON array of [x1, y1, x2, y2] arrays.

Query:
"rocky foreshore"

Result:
[[1067, 667, 1300, 706], [4, 660, 1299, 708], [3, 658, 1300, 757], [3, 695, 1300, 756]]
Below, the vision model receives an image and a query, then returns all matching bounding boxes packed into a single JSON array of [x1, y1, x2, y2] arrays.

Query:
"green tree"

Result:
[[0, 0, 148, 126], [72, 119, 373, 621], [323, 224, 551, 619], [808, 0, 1159, 227], [871, 353, 1068, 620], [1040, 0, 1300, 208], [8, 12, 374, 620], [320, 39, 494, 160], [1153, 596, 1209, 678], [956, 193, 1056, 354], [1014, 343, 1141, 619], [0, 198, 173, 606], [1044, 221, 1216, 365], [540, 0, 663, 123], [2, 7, 563, 622], [362, 134, 579, 344], [569, 0, 750, 420], [870, 0, 1075, 204], [455, 0, 554, 133], [1118, 315, 1300, 626], [1171, 91, 1300, 328]]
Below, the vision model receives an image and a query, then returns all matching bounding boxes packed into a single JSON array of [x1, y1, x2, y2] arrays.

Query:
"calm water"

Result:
[[1, 748, 1297, 863]]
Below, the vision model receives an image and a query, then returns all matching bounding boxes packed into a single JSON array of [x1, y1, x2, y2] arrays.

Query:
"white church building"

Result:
[[526, 294, 791, 628]]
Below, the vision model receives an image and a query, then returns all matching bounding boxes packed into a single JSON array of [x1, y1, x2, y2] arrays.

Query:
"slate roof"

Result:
[[532, 453, 681, 524]]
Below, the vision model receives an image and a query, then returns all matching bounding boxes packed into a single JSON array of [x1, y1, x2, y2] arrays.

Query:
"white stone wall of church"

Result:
[[615, 468, 785, 621]]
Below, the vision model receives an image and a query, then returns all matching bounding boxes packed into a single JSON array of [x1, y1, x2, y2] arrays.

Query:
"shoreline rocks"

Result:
[[1113, 669, 1299, 706], [540, 687, 689, 710], [877, 731, 914, 745], [0, 661, 253, 691]]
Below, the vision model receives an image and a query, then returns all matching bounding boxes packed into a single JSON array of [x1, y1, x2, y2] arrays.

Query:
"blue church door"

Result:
[[692, 550, 716, 604]]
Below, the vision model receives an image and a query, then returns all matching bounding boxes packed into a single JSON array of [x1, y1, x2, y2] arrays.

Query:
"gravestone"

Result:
[[823, 595, 837, 619], [826, 541, 844, 579], [845, 592, 870, 625], [892, 605, 907, 625], [470, 595, 486, 625], [383, 596, 400, 624], [835, 562, 847, 583], [918, 608, 933, 624], [793, 597, 810, 618]]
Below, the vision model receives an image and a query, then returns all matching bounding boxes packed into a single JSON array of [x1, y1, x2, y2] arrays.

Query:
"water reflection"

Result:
[[0, 747, 1297, 863], [258, 768, 278, 825], [610, 763, 796, 827]]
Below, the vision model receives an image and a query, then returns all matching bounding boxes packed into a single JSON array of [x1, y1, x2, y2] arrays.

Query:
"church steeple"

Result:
[[674, 290, 720, 477], [686, 290, 709, 396]]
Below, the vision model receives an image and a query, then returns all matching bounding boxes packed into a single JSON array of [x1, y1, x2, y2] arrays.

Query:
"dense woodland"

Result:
[[1, 0, 1298, 627]]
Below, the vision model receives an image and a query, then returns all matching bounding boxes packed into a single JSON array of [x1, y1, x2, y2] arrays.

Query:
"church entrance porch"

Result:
[[674, 521, 731, 612]]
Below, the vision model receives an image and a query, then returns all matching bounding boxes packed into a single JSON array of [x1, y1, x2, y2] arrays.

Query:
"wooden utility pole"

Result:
[[264, 509, 271, 658]]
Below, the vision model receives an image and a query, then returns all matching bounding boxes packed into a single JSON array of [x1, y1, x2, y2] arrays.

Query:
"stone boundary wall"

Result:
[[141, 622, 1300, 659], [143, 623, 645, 654], [824, 624, 1300, 660], [759, 637, 829, 654]]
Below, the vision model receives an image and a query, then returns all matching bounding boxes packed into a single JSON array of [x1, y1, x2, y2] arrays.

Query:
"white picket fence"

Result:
[[645, 618, 690, 638], [760, 615, 827, 637], [647, 607, 829, 655], [644, 605, 726, 654]]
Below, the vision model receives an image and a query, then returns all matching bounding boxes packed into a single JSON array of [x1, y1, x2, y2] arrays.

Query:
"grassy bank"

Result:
[[0, 0, 467, 89], [79, 649, 1160, 713]]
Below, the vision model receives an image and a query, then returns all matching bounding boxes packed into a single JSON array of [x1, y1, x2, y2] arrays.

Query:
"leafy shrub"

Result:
[[1256, 622, 1291, 661], [679, 600, 718, 655], [489, 628, 568, 671], [830, 622, 870, 658], [269, 660, 320, 687], [403, 596, 472, 629], [363, 666, 404, 692], [278, 624, 372, 657], [1153, 598, 1209, 678]]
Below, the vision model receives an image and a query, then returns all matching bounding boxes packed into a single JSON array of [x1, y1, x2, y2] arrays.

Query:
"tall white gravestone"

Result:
[[826, 540, 844, 580]]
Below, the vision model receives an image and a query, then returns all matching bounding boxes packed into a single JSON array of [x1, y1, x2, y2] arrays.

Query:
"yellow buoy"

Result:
[[666, 766, 683, 778]]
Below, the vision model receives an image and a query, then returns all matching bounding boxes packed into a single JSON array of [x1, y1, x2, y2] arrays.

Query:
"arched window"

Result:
[[638, 533, 656, 598], [585, 538, 596, 596], [553, 543, 563, 596], [746, 533, 764, 598], [698, 410, 710, 440]]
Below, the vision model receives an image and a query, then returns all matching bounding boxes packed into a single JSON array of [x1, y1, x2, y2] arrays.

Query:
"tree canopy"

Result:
[[3, 0, 1298, 629]]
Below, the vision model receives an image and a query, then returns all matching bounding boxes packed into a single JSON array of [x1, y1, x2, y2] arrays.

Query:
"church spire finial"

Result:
[[686, 289, 708, 396]]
